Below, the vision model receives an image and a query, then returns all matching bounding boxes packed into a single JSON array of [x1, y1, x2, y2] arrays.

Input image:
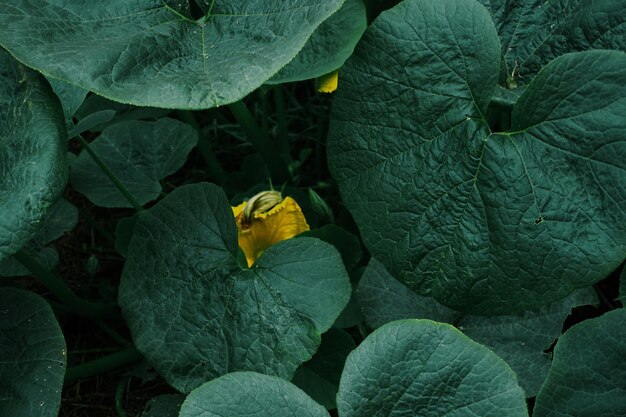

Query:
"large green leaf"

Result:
[[70, 118, 198, 208], [0, 0, 343, 110], [0, 49, 67, 262], [268, 0, 367, 84], [337, 319, 528, 417], [180, 372, 330, 417], [478, 0, 626, 85], [534, 308, 626, 417], [119, 183, 351, 392], [357, 258, 595, 397], [292, 328, 356, 410], [327, 0, 626, 314], [0, 288, 67, 417]]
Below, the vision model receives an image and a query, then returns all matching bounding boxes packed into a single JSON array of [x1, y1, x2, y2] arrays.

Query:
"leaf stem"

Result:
[[115, 378, 129, 417], [64, 346, 142, 385], [75, 135, 144, 212], [228, 100, 292, 183], [14, 250, 118, 320]]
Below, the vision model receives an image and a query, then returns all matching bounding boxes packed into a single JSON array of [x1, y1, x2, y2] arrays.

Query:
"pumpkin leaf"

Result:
[[0, 48, 67, 261], [0, 0, 344, 109], [328, 0, 626, 314], [119, 183, 351, 392]]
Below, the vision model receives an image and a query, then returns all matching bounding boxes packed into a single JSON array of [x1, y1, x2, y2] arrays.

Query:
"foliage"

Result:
[[0, 0, 624, 415]]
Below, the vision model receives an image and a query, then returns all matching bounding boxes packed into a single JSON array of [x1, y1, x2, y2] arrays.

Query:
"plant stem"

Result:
[[14, 250, 118, 320], [75, 135, 144, 212], [115, 378, 129, 417], [228, 100, 291, 183], [64, 346, 142, 385]]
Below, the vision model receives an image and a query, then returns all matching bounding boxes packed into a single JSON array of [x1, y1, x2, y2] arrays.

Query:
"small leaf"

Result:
[[119, 183, 351, 392], [337, 319, 528, 417], [0, 49, 67, 261], [0, 288, 67, 417], [70, 118, 198, 208], [292, 328, 356, 410], [47, 77, 88, 129], [141, 394, 184, 417], [534, 308, 626, 417], [180, 372, 330, 417]]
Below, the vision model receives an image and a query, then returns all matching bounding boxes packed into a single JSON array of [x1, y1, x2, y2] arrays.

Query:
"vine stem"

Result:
[[228, 100, 292, 183], [64, 346, 142, 385], [74, 135, 144, 212], [14, 250, 118, 320]]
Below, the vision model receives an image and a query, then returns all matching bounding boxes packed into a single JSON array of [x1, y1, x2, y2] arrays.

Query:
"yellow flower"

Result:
[[317, 70, 339, 93], [232, 191, 310, 267]]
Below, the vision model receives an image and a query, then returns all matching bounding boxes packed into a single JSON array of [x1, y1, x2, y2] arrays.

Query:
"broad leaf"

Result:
[[0, 0, 343, 109], [534, 308, 626, 417], [0, 49, 67, 262], [337, 319, 528, 417], [292, 328, 356, 410], [269, 0, 367, 84], [327, 0, 626, 314], [479, 0, 626, 85], [0, 288, 66, 417], [180, 372, 330, 417], [70, 118, 198, 208], [0, 198, 77, 277], [119, 183, 351, 392], [357, 258, 596, 397]]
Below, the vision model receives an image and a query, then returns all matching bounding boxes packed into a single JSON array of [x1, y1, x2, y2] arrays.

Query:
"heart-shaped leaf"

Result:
[[337, 319, 528, 417], [0, 49, 67, 262], [119, 183, 351, 392], [327, 0, 626, 314], [70, 118, 198, 208], [268, 0, 367, 84], [533, 308, 626, 417], [479, 0, 626, 85], [0, 288, 67, 417], [0, 0, 343, 109], [180, 372, 330, 417], [357, 258, 596, 397]]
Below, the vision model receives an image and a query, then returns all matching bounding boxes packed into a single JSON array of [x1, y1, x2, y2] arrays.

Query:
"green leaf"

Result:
[[299, 225, 362, 271], [119, 183, 351, 392], [0, 198, 77, 277], [0, 288, 67, 417], [479, 0, 626, 85], [268, 0, 367, 84], [328, 0, 626, 314], [180, 372, 330, 417], [337, 319, 528, 417], [534, 308, 626, 417], [67, 109, 117, 139], [47, 78, 88, 129], [292, 328, 356, 410], [141, 394, 184, 417], [0, 0, 344, 110], [70, 118, 198, 208], [357, 258, 596, 397], [0, 49, 67, 262]]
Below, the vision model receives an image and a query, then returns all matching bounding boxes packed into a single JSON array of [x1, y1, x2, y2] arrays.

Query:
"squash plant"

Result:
[[0, 0, 624, 416]]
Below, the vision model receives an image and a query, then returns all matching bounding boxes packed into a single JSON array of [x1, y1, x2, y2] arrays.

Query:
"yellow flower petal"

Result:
[[317, 70, 339, 93], [233, 194, 309, 267]]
